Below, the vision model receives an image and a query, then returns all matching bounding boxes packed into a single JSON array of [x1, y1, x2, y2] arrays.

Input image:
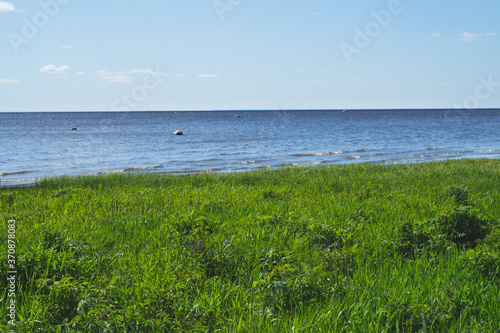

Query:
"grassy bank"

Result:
[[1, 159, 500, 332]]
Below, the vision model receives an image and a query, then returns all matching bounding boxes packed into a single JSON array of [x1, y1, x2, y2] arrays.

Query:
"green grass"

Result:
[[1, 159, 500, 332]]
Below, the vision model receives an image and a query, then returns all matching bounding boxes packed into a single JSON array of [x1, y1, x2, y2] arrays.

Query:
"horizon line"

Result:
[[1, 107, 499, 113]]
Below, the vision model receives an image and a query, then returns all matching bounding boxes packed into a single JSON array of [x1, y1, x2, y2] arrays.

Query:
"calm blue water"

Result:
[[1, 109, 500, 186]]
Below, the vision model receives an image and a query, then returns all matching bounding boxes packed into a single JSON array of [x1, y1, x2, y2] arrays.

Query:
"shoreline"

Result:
[[2, 153, 500, 189], [1, 156, 499, 190]]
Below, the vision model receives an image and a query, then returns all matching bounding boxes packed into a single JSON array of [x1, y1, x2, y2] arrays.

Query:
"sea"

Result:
[[1, 109, 500, 187]]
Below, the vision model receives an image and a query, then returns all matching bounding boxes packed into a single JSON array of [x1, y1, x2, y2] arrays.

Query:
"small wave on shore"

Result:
[[278, 161, 327, 167], [292, 151, 343, 157], [430, 149, 500, 157], [92, 166, 150, 175], [236, 160, 258, 165], [0, 170, 35, 177], [382, 155, 423, 162], [167, 168, 219, 174]]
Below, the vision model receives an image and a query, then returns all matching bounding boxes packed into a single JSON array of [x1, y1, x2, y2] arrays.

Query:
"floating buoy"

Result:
[[173, 130, 183, 135], [70, 128, 77, 130]]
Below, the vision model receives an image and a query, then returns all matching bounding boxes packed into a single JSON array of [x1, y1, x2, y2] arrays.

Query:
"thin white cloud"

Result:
[[354, 77, 364, 81], [299, 69, 307, 72], [128, 69, 156, 75], [442, 83, 448, 86], [75, 71, 85, 76], [321, 69, 329, 73], [456, 32, 497, 41], [430, 32, 441, 38], [198, 74, 219, 78], [59, 45, 72, 49], [97, 68, 162, 83], [97, 70, 131, 83], [0, 1, 17, 12], [0, 78, 22, 84], [96, 70, 110, 76], [457, 32, 479, 41], [178, 73, 187, 77], [104, 76, 131, 83], [40, 65, 71, 74]]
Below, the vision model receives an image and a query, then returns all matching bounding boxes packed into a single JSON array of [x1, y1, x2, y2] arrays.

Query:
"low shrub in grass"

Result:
[[480, 227, 500, 251], [461, 246, 500, 280], [253, 263, 334, 314], [0, 192, 15, 207], [0, 230, 112, 328], [394, 206, 491, 257], [198, 237, 247, 281], [433, 206, 490, 248], [448, 185, 471, 207], [387, 288, 473, 332], [308, 223, 350, 251], [170, 211, 219, 244], [392, 221, 442, 258]]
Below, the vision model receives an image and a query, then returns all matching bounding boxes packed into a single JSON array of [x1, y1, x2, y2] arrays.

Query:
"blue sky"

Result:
[[1, 0, 499, 111]]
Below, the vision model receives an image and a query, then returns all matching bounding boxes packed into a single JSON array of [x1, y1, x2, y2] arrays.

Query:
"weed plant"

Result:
[[1, 159, 500, 332]]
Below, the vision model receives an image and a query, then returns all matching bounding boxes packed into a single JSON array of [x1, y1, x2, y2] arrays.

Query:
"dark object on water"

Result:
[[70, 128, 77, 130], [235, 115, 241, 118], [173, 130, 183, 135]]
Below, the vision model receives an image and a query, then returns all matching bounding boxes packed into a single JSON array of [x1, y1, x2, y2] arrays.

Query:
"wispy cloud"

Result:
[[59, 45, 72, 49], [97, 68, 162, 83], [430, 32, 441, 38], [457, 32, 479, 41], [0, 1, 17, 12], [0, 78, 22, 84], [178, 73, 187, 77], [40, 65, 71, 74], [457, 32, 497, 41], [128, 69, 156, 75], [96, 70, 131, 83], [299, 69, 307, 72], [75, 71, 85, 76], [321, 69, 329, 73], [198, 74, 219, 78]]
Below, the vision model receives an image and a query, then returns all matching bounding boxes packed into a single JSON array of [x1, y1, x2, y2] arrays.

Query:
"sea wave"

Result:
[[1, 177, 44, 184], [292, 151, 343, 157], [167, 168, 219, 174], [236, 160, 258, 165], [278, 161, 327, 167], [92, 167, 150, 175], [429, 149, 500, 157], [0, 170, 34, 177], [382, 155, 423, 162]]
